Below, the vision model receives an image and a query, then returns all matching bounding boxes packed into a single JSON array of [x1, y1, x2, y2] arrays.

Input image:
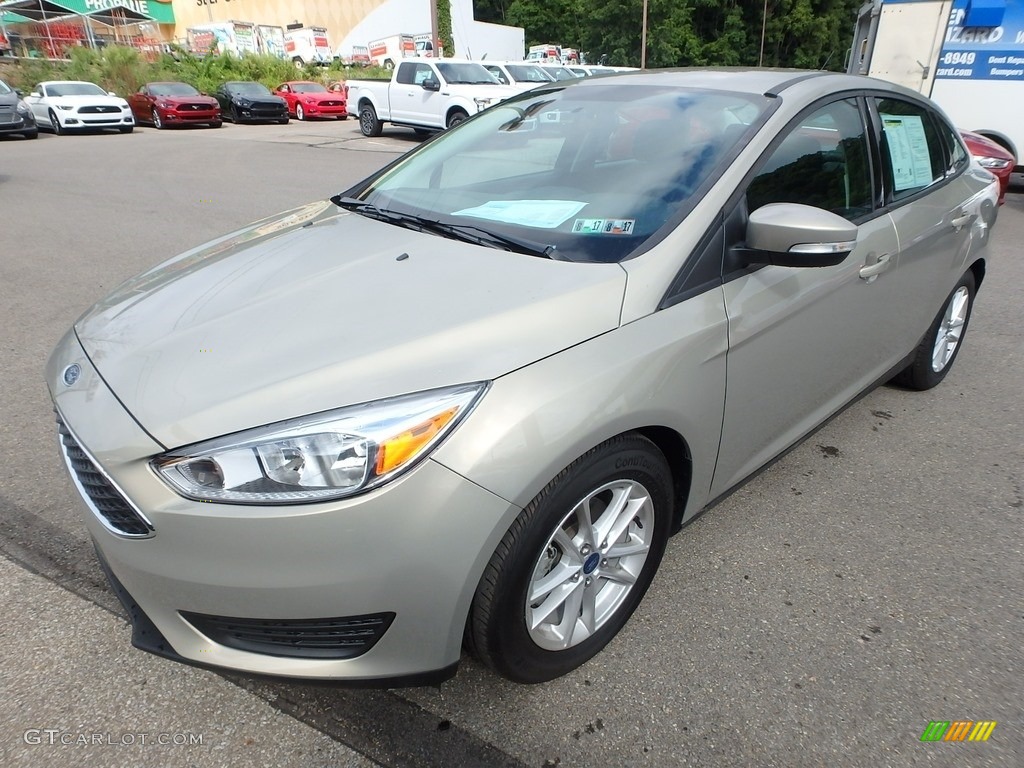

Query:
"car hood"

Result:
[[160, 95, 219, 106], [75, 200, 626, 449], [51, 94, 125, 105]]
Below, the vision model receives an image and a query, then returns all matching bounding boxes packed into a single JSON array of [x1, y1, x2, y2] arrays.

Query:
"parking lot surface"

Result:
[[1, 120, 1021, 767]]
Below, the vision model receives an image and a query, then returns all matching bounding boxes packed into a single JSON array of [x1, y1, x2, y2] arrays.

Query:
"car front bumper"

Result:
[[47, 330, 518, 685], [0, 111, 35, 134]]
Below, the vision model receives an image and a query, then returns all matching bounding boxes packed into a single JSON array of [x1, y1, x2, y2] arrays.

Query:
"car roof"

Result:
[[557, 68, 915, 100], [41, 80, 101, 86]]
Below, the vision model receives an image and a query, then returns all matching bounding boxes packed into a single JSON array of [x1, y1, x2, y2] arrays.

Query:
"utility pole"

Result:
[[641, 0, 648, 69], [430, 0, 439, 57]]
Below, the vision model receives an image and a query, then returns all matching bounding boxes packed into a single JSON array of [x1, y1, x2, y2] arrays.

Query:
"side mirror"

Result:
[[30, 91, 41, 98], [15, 89, 23, 97], [421, 78, 441, 92], [739, 203, 857, 268], [107, 91, 117, 97]]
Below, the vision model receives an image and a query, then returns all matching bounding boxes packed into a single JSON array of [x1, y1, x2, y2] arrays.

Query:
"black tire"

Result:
[[468, 433, 673, 683], [892, 270, 977, 391], [446, 109, 468, 129], [49, 109, 63, 135], [24, 130, 38, 140], [231, 105, 242, 124], [295, 103, 305, 121], [119, 125, 133, 134], [413, 128, 431, 137], [359, 103, 382, 137], [278, 117, 290, 125], [152, 108, 163, 129], [209, 121, 222, 129]]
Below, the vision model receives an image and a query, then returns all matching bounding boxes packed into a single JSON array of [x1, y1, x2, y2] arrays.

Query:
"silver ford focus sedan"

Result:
[[47, 69, 998, 686]]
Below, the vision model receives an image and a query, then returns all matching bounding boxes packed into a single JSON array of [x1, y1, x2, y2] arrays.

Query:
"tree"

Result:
[[439, 0, 454, 56]]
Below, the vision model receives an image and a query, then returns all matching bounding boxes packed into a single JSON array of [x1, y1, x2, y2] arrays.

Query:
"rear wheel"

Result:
[[359, 103, 382, 137], [892, 270, 976, 390], [468, 434, 673, 683], [151, 108, 163, 129]]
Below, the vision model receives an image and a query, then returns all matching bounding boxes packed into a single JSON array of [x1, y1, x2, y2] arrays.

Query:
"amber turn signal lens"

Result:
[[375, 407, 459, 476]]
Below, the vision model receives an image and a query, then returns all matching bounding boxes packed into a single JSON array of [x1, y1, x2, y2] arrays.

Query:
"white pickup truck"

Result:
[[347, 58, 517, 136]]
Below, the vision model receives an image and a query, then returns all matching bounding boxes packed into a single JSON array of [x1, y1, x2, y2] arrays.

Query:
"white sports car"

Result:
[[25, 80, 134, 135]]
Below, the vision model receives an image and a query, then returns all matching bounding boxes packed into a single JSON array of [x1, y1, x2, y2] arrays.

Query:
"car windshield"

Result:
[[229, 82, 272, 96], [292, 83, 327, 93], [507, 65, 554, 83], [47, 83, 106, 97], [347, 82, 769, 263], [436, 62, 500, 85], [150, 83, 200, 97], [543, 67, 577, 81]]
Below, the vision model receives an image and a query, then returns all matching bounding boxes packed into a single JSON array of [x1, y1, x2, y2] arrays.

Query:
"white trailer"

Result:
[[850, 0, 1024, 171]]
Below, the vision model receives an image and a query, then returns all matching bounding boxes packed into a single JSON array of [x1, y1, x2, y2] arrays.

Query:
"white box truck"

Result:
[[187, 21, 259, 57], [850, 0, 1024, 172], [284, 26, 333, 66], [367, 34, 416, 69]]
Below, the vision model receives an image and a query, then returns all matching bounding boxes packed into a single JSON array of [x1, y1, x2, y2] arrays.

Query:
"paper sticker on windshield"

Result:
[[453, 200, 585, 229], [572, 218, 635, 235]]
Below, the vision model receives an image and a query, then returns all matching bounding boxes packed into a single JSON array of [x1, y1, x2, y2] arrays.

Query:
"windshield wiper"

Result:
[[332, 197, 556, 258]]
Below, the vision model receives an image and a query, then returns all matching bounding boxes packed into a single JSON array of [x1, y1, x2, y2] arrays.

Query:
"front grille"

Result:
[[180, 611, 395, 659], [181, 103, 212, 111], [79, 105, 121, 114], [250, 101, 285, 117], [320, 100, 343, 107], [56, 413, 154, 537]]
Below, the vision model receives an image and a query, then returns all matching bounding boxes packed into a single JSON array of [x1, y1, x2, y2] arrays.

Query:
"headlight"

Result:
[[158, 101, 171, 109], [977, 155, 1012, 170], [473, 97, 493, 112], [57, 104, 74, 111], [119, 100, 130, 108], [16, 100, 31, 116], [237, 98, 252, 107], [153, 383, 487, 504]]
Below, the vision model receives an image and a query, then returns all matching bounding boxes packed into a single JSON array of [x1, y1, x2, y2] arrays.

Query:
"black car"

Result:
[[0, 79, 38, 139], [214, 81, 289, 124]]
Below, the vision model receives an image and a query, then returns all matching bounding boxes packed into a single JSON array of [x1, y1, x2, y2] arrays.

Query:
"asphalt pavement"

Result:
[[0, 119, 1020, 767]]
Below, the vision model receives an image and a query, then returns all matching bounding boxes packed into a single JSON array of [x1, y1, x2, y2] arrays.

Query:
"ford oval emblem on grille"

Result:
[[62, 364, 81, 387]]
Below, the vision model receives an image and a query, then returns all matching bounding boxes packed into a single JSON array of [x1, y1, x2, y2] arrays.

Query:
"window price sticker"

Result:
[[572, 218, 635, 235]]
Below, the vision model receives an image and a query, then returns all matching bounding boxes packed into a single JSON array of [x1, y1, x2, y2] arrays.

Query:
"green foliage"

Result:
[[503, 0, 862, 69], [438, 0, 454, 56], [0, 46, 389, 96]]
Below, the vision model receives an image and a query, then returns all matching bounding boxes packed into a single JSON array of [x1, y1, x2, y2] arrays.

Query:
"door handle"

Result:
[[951, 213, 972, 231], [859, 253, 891, 280]]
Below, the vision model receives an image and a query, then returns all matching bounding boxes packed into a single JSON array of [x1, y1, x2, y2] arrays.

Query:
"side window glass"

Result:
[[875, 97, 946, 201], [936, 115, 969, 174], [413, 65, 433, 86], [485, 66, 508, 85], [747, 98, 873, 221], [396, 63, 415, 85]]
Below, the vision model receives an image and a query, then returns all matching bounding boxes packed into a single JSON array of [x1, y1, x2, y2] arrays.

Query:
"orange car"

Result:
[[273, 81, 347, 121]]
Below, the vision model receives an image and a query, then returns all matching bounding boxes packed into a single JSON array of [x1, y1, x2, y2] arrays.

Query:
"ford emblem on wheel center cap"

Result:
[[583, 552, 601, 574], [62, 364, 81, 387]]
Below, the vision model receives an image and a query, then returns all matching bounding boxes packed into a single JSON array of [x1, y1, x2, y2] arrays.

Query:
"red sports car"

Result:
[[960, 130, 1014, 205], [128, 82, 221, 129], [273, 81, 347, 121]]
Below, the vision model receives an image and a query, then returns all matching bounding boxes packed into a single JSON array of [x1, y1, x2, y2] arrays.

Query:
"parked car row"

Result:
[[0, 77, 349, 137]]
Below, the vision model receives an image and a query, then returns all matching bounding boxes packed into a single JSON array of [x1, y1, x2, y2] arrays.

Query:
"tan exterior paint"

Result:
[[169, 0, 389, 48]]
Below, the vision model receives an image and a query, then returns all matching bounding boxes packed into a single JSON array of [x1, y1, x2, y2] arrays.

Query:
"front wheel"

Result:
[[119, 125, 133, 134], [152, 108, 163, 129], [468, 434, 673, 683], [446, 109, 468, 129], [359, 104, 382, 137], [295, 104, 305, 121], [49, 109, 63, 135], [892, 270, 977, 390]]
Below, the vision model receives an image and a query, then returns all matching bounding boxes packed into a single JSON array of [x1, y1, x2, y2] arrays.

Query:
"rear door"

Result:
[[868, 93, 976, 353], [712, 96, 903, 495]]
